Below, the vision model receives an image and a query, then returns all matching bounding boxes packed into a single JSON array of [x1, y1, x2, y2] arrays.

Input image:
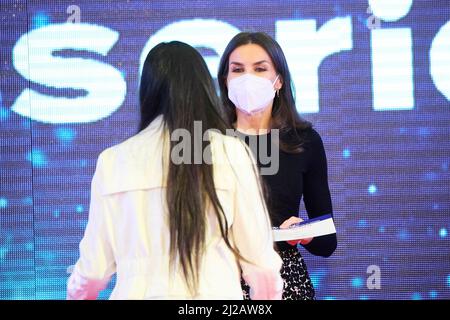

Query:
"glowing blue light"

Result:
[[429, 291, 438, 299], [0, 247, 8, 260], [442, 162, 448, 171], [38, 250, 56, 262], [447, 275, 450, 287], [398, 229, 409, 240], [323, 296, 336, 300], [80, 160, 88, 168], [378, 226, 385, 233], [79, 220, 88, 229], [359, 295, 369, 300], [351, 277, 363, 288], [368, 184, 377, 194], [309, 269, 326, 289], [425, 172, 437, 181], [439, 228, 447, 238], [22, 120, 30, 129], [0, 107, 9, 121], [343, 149, 351, 158], [433, 203, 439, 210], [411, 292, 422, 300], [53, 210, 60, 218], [0, 198, 8, 209], [32, 12, 50, 29], [26, 149, 48, 168], [55, 127, 76, 144], [76, 205, 84, 213], [22, 197, 33, 206], [418, 127, 430, 136], [25, 243, 34, 251], [399, 127, 406, 134], [358, 219, 368, 227]]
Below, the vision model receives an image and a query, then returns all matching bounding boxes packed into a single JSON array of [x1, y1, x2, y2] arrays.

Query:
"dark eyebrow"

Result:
[[229, 60, 270, 66], [253, 60, 270, 65]]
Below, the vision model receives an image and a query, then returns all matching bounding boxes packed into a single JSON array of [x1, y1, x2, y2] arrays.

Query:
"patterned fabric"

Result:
[[242, 248, 315, 300]]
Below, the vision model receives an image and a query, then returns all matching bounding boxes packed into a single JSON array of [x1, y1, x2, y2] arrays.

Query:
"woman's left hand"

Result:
[[279, 216, 313, 246]]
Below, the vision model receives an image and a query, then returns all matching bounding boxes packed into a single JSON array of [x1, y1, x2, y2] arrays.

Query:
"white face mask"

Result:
[[228, 73, 279, 115]]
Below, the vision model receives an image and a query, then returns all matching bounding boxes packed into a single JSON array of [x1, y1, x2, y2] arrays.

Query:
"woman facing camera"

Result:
[[218, 32, 337, 300], [67, 41, 283, 300]]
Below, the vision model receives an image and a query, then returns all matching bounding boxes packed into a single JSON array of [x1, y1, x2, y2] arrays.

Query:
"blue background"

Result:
[[0, 0, 449, 299]]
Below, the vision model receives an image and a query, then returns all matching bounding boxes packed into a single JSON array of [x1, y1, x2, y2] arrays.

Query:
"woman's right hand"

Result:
[[279, 216, 313, 246]]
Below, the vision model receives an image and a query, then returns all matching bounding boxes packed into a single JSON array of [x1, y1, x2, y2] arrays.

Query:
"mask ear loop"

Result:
[[273, 74, 280, 97]]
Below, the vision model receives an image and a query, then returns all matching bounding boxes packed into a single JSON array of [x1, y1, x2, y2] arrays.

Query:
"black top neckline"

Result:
[[235, 128, 271, 137]]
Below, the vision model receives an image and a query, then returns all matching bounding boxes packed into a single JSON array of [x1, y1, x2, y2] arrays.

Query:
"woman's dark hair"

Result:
[[218, 32, 312, 153], [138, 41, 244, 295]]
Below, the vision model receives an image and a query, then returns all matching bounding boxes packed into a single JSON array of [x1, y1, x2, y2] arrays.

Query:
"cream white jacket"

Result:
[[67, 116, 283, 300]]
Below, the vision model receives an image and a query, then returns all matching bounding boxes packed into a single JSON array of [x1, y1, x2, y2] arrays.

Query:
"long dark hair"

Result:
[[139, 41, 243, 295], [218, 32, 312, 153]]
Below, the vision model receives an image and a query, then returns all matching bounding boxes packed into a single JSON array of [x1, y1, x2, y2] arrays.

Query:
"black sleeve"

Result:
[[301, 129, 337, 257]]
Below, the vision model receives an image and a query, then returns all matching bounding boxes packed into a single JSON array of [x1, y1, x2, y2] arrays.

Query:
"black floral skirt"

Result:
[[241, 248, 315, 300]]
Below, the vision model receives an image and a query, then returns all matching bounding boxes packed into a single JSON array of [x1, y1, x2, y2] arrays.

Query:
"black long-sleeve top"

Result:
[[237, 128, 337, 257]]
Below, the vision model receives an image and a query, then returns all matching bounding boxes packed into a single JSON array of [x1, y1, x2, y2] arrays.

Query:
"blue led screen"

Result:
[[0, 0, 449, 299]]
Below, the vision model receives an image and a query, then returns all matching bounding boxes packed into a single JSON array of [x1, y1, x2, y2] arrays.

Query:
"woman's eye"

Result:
[[255, 67, 267, 72], [231, 68, 243, 73]]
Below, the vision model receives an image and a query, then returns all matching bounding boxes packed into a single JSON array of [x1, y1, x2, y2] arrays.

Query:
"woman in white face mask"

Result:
[[218, 32, 337, 300]]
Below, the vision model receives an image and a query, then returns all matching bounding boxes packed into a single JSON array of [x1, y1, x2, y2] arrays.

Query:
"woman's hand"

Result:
[[279, 216, 313, 246]]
